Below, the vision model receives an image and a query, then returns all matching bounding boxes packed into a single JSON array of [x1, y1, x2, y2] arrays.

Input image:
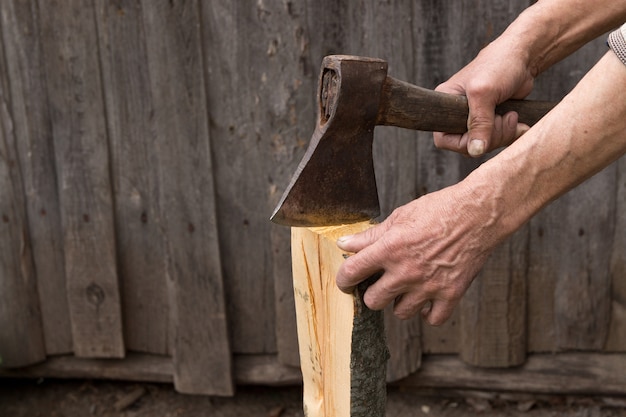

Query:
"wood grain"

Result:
[[606, 157, 626, 350], [38, 0, 124, 358], [94, 0, 170, 356], [292, 223, 388, 417], [0, 0, 72, 355], [528, 37, 615, 352], [142, 0, 233, 396], [201, 1, 280, 355], [460, 228, 528, 367], [0, 26, 45, 367]]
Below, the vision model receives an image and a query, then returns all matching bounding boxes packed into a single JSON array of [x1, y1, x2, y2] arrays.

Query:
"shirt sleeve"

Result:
[[608, 23, 626, 66]]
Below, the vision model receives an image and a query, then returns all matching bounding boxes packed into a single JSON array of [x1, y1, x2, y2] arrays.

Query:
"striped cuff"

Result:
[[608, 23, 626, 66]]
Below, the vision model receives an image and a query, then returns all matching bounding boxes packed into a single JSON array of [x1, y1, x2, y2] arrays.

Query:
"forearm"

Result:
[[499, 0, 626, 76], [462, 51, 626, 239]]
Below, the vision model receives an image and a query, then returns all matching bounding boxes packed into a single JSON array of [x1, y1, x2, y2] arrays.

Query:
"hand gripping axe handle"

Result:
[[271, 55, 556, 227]]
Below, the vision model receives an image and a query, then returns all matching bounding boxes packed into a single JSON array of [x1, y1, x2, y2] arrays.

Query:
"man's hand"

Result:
[[335, 184, 503, 326], [433, 38, 535, 157]]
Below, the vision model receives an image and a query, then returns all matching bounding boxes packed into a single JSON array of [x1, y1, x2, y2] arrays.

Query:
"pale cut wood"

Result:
[[142, 0, 233, 396], [37, 0, 124, 358], [292, 223, 388, 417], [94, 0, 170, 356], [0, 33, 45, 368]]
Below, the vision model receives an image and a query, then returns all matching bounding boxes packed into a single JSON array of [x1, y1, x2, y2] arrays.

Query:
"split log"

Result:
[[291, 222, 389, 417]]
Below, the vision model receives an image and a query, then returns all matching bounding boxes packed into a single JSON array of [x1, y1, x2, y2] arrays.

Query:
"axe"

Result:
[[271, 55, 556, 227]]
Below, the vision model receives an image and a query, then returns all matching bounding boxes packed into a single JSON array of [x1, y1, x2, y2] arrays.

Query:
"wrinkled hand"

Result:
[[336, 184, 503, 325], [434, 39, 536, 157]]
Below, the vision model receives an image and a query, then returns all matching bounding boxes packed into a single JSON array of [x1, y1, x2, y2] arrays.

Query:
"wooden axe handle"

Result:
[[376, 76, 556, 133]]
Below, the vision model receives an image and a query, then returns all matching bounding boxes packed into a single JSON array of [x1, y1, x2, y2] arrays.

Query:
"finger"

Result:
[[336, 245, 386, 294], [421, 299, 456, 327], [361, 273, 407, 311], [336, 222, 388, 253], [494, 112, 531, 149], [466, 96, 497, 157], [392, 293, 432, 320], [515, 122, 530, 139], [433, 131, 471, 155]]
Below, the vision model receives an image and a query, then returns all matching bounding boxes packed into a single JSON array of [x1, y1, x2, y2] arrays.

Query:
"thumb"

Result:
[[466, 98, 497, 157], [337, 222, 388, 253]]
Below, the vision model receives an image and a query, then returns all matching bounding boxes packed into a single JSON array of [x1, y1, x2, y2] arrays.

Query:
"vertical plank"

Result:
[[552, 178, 614, 350], [528, 37, 614, 352], [202, 2, 283, 354], [393, 1, 533, 365], [606, 157, 626, 350], [94, 0, 170, 355], [37, 0, 124, 358], [0, 0, 72, 355], [460, 229, 528, 366], [0, 24, 45, 367], [411, 0, 467, 355], [241, 0, 318, 367], [142, 0, 233, 395]]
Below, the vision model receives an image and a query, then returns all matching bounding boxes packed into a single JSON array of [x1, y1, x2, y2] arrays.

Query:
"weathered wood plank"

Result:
[[528, 37, 615, 352], [240, 0, 318, 367], [94, 0, 170, 356], [4, 352, 626, 396], [411, 0, 467, 355], [460, 228, 528, 367], [142, 0, 233, 396], [292, 223, 388, 417], [0, 0, 72, 355], [606, 157, 626, 351], [203, 1, 295, 355], [443, 1, 531, 368], [37, 0, 124, 358], [400, 353, 626, 396], [0, 27, 45, 368]]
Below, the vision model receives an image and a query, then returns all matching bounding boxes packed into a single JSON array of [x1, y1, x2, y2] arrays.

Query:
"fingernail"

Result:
[[337, 235, 353, 245], [468, 139, 485, 157]]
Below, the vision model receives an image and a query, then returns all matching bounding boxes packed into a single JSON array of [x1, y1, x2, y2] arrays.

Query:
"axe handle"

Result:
[[376, 76, 556, 133]]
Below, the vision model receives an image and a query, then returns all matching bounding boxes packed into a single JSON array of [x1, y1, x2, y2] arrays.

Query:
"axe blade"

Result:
[[270, 56, 388, 227]]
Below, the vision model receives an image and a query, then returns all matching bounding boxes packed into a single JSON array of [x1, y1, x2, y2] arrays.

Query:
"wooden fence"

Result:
[[1, 0, 624, 396]]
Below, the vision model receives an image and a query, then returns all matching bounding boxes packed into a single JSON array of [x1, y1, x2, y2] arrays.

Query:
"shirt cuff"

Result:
[[608, 23, 626, 66]]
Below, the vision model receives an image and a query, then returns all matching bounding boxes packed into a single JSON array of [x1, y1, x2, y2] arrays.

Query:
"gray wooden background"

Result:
[[1, 0, 624, 396]]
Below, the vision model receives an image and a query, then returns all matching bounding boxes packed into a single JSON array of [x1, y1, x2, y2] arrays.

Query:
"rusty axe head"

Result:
[[271, 55, 388, 227]]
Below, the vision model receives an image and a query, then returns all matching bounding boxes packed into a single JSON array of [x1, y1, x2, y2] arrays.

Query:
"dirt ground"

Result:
[[2, 378, 626, 417]]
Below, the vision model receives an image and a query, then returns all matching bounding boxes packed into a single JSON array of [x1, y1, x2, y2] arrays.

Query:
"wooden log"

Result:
[[291, 222, 389, 417]]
